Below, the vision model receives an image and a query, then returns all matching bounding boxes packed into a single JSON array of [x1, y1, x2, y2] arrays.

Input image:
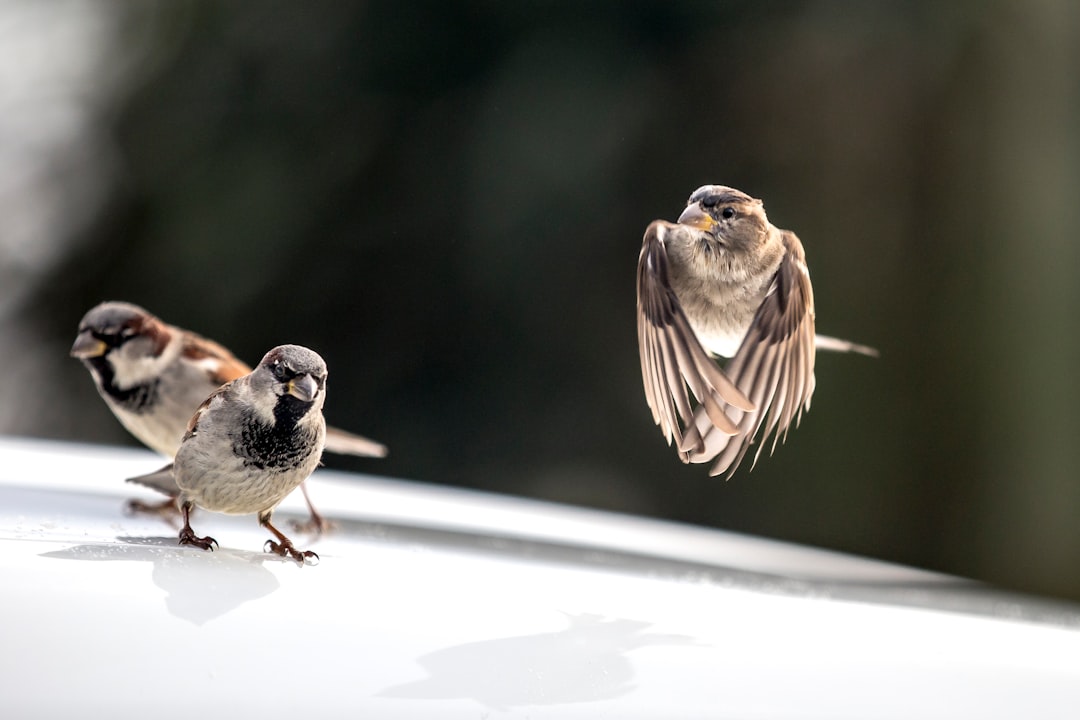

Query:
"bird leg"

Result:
[[288, 481, 335, 536], [261, 512, 319, 565], [177, 501, 217, 551], [125, 496, 181, 524]]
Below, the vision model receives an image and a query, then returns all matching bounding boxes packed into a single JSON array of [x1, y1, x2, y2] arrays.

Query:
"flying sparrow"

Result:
[[129, 345, 328, 564], [637, 184, 875, 478], [71, 301, 386, 531]]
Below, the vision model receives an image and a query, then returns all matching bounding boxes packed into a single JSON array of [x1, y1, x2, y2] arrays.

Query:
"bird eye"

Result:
[[721, 207, 736, 219]]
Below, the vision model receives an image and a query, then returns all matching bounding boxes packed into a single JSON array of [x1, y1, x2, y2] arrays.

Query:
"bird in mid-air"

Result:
[[636, 184, 875, 478]]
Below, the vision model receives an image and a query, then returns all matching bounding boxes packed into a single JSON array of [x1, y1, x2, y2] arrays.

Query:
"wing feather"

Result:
[[701, 230, 817, 478], [180, 331, 250, 385], [637, 221, 754, 459]]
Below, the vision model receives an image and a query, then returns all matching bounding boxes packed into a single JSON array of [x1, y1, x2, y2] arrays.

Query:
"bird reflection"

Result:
[[40, 537, 281, 625]]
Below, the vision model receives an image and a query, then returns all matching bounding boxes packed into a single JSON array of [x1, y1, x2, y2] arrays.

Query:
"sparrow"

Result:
[[637, 184, 875, 478], [129, 345, 328, 564], [70, 300, 386, 531]]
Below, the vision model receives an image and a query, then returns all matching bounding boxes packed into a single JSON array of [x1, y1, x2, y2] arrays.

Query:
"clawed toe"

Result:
[[263, 538, 319, 565], [176, 502, 217, 551], [179, 528, 218, 551], [260, 514, 319, 565]]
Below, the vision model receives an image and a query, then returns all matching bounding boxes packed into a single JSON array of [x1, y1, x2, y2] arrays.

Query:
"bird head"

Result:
[[677, 185, 770, 253]]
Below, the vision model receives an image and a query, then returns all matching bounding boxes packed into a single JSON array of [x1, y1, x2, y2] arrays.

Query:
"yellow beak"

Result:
[[677, 204, 717, 231], [287, 375, 319, 402], [70, 332, 108, 359]]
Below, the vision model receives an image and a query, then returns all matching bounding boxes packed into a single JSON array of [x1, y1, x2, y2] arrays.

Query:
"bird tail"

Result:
[[126, 463, 180, 497], [814, 334, 878, 357], [323, 426, 388, 458]]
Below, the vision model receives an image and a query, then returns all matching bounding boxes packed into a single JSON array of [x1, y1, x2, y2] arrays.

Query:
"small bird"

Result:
[[129, 345, 329, 564], [71, 301, 386, 531], [637, 185, 875, 478]]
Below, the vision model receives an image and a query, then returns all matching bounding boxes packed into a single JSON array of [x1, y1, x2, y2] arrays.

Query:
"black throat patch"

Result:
[[84, 356, 160, 414], [234, 395, 317, 470]]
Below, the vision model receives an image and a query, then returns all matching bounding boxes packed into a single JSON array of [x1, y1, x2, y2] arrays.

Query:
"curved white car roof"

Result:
[[2, 436, 1078, 719]]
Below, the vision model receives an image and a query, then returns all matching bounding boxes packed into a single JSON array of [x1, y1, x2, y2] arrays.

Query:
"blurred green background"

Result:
[[2, 1, 1078, 601]]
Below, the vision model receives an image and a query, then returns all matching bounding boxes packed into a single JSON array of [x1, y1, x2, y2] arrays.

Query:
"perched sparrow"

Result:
[[71, 301, 386, 530], [129, 345, 328, 564], [637, 185, 875, 478]]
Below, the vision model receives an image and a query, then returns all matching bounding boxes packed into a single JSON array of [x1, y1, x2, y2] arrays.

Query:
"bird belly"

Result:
[[690, 323, 746, 359], [110, 401, 189, 457], [679, 293, 757, 359], [196, 470, 301, 515], [669, 258, 763, 360], [175, 440, 319, 515]]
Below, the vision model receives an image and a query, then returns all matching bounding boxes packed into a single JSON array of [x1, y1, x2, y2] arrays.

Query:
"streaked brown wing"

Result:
[[691, 230, 817, 478], [181, 329, 386, 459], [180, 331, 251, 385], [637, 221, 754, 459], [181, 380, 235, 441]]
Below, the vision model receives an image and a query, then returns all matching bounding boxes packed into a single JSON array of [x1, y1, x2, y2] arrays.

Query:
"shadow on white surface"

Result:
[[381, 613, 701, 711]]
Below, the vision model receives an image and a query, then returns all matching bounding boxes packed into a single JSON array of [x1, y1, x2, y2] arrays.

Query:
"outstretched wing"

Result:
[[636, 221, 754, 458], [689, 230, 817, 478]]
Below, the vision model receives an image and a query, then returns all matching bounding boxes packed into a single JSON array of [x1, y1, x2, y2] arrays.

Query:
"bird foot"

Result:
[[178, 527, 218, 551], [264, 538, 319, 566]]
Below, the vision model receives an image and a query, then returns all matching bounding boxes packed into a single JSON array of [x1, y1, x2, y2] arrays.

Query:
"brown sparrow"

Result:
[[129, 345, 328, 564], [637, 185, 875, 478], [71, 301, 386, 530]]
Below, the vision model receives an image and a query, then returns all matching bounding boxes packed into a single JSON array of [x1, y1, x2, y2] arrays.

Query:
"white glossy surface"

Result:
[[1, 435, 1079, 719]]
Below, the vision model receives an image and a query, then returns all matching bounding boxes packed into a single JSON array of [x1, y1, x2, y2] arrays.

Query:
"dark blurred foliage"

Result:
[[16, 1, 1080, 600]]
